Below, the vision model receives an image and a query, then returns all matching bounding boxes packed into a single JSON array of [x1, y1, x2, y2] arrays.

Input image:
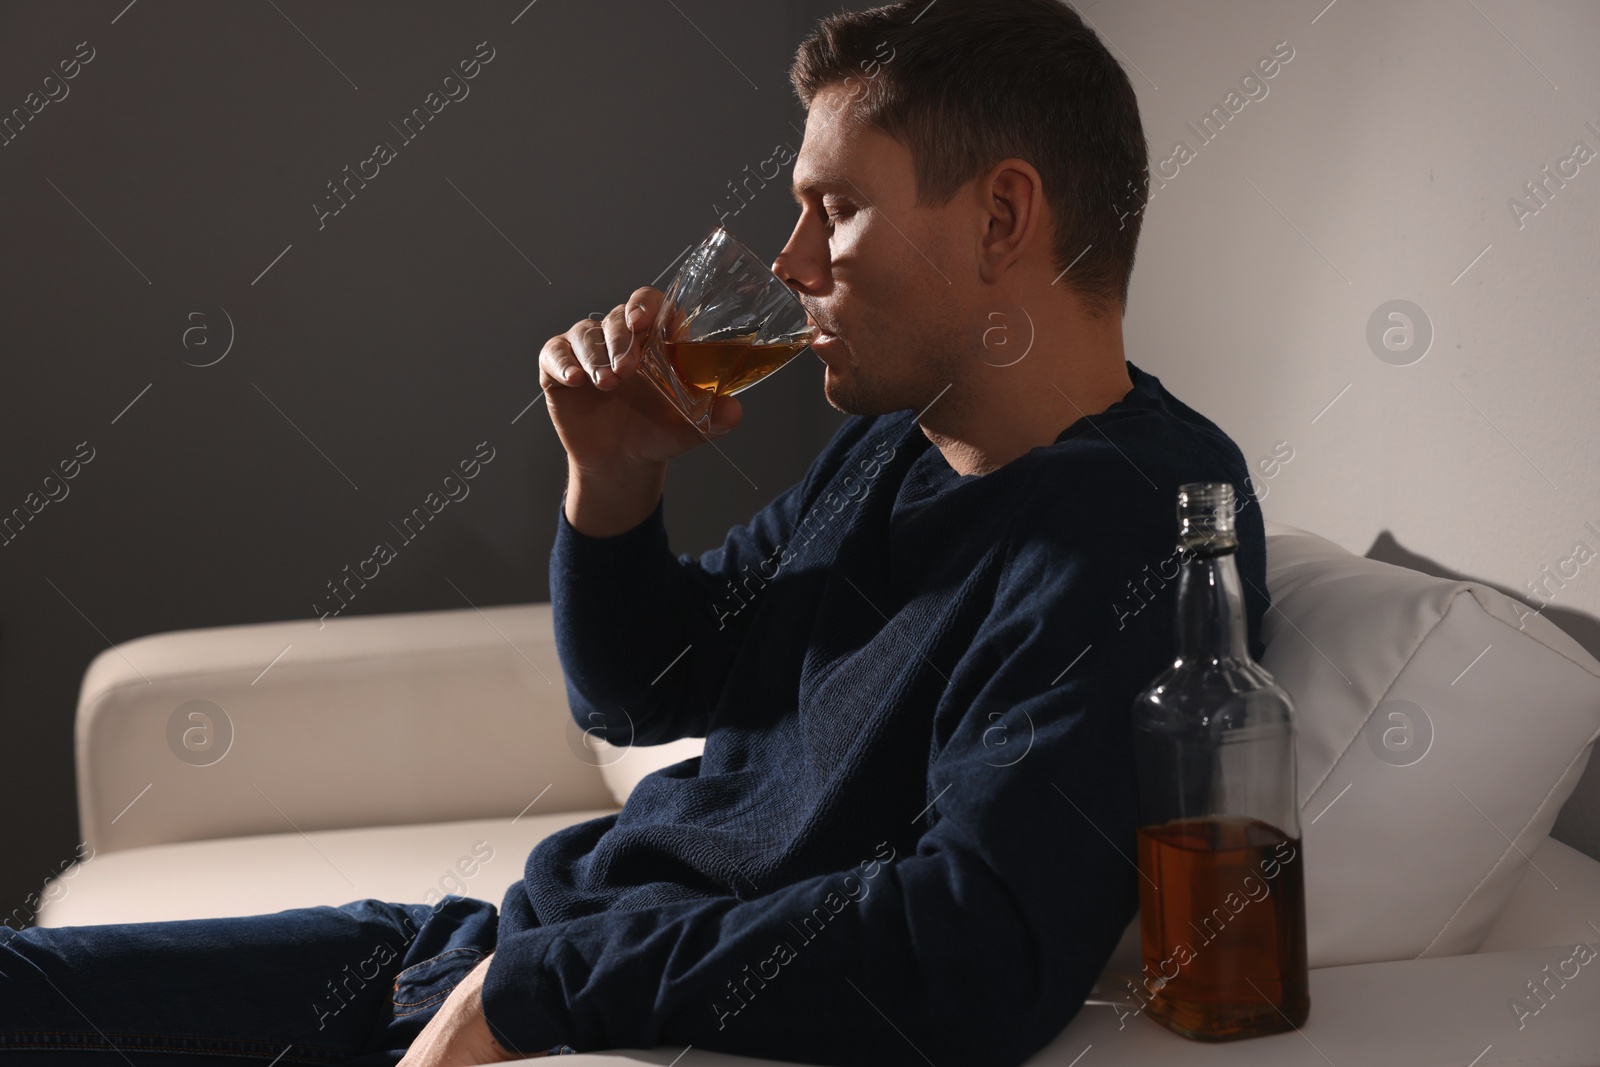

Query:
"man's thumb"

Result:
[[707, 395, 743, 436]]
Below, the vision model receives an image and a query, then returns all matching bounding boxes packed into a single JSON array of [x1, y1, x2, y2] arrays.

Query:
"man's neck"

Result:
[[921, 340, 1135, 478]]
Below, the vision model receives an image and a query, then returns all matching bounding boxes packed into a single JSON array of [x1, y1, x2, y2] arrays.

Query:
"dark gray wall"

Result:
[[0, 0, 861, 927]]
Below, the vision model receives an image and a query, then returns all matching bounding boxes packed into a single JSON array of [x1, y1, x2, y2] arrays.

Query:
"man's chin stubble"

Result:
[[823, 363, 876, 416]]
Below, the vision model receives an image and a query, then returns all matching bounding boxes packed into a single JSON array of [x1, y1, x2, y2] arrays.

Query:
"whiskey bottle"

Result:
[[1129, 481, 1310, 1040]]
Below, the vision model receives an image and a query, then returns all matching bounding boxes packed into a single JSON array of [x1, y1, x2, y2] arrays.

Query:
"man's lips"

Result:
[[805, 312, 843, 355]]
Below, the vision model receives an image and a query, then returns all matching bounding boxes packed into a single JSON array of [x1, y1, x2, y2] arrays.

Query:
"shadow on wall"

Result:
[[1365, 531, 1600, 864], [1367, 531, 1600, 661]]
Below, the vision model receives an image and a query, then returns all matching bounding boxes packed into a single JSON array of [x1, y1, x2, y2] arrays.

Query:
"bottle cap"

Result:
[[1177, 481, 1238, 556]]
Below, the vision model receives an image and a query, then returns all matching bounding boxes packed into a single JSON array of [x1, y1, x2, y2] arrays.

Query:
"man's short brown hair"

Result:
[[790, 0, 1149, 320]]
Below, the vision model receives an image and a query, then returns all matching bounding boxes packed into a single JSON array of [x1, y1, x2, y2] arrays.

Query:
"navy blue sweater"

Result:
[[481, 360, 1269, 1065]]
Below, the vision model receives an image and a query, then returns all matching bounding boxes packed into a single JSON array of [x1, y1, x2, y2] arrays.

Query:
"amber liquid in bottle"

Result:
[[664, 335, 811, 398], [1136, 815, 1309, 1039]]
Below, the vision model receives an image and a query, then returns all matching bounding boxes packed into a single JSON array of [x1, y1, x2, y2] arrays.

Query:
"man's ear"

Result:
[[976, 158, 1045, 285]]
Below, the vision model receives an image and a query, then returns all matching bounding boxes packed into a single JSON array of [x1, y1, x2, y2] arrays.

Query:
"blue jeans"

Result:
[[0, 895, 574, 1064]]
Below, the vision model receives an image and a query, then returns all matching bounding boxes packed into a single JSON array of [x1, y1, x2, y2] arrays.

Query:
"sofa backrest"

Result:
[[76, 602, 616, 853]]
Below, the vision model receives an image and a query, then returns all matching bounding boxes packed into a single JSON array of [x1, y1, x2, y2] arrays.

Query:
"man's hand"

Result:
[[541, 288, 744, 538], [396, 952, 546, 1066], [538, 288, 745, 471]]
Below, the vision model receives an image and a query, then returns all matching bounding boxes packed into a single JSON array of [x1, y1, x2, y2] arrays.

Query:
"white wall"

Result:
[[1097, 0, 1600, 854]]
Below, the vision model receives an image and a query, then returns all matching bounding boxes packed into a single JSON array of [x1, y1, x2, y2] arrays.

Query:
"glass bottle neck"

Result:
[[1176, 547, 1251, 662]]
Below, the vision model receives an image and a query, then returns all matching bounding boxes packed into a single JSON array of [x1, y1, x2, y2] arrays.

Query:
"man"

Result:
[[1, 2, 1267, 1065], [444, 0, 1267, 1062]]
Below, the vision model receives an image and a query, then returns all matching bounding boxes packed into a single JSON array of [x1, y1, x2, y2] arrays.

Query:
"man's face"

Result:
[[772, 83, 970, 417]]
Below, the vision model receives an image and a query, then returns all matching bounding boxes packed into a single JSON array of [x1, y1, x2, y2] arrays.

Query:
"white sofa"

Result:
[[37, 519, 1600, 1066]]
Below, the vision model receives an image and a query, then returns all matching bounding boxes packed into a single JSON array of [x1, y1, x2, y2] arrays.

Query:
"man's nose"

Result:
[[770, 251, 800, 295], [771, 239, 817, 297]]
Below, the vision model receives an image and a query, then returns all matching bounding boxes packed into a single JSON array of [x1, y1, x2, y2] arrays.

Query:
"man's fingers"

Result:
[[539, 336, 588, 390], [601, 305, 638, 375], [543, 291, 662, 394], [565, 318, 620, 388], [625, 287, 663, 333]]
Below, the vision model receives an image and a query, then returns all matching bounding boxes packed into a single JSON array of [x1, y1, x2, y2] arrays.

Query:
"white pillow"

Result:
[[1260, 520, 1600, 966]]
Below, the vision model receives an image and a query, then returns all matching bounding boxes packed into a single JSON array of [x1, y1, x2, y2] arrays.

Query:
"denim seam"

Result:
[[389, 946, 485, 1009], [391, 993, 450, 1017]]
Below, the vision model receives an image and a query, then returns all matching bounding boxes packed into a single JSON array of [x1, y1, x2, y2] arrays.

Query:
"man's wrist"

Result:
[[476, 984, 569, 1057], [470, 953, 524, 1059], [564, 459, 667, 538]]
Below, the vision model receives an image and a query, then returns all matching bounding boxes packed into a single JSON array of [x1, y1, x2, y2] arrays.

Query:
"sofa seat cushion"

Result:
[[31, 818, 1600, 1065], [35, 808, 619, 928], [1055, 941, 1600, 1066], [1477, 834, 1600, 952]]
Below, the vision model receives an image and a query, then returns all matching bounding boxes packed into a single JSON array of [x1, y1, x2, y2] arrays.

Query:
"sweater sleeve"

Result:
[[549, 475, 812, 747], [486, 503, 1178, 1066], [549, 414, 888, 748]]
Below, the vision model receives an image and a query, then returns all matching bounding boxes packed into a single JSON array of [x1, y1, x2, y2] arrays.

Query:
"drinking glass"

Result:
[[634, 225, 819, 431]]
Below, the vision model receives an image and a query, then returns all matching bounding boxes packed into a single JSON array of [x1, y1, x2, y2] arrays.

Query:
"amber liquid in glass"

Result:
[[664, 336, 811, 399], [1135, 815, 1310, 1040]]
